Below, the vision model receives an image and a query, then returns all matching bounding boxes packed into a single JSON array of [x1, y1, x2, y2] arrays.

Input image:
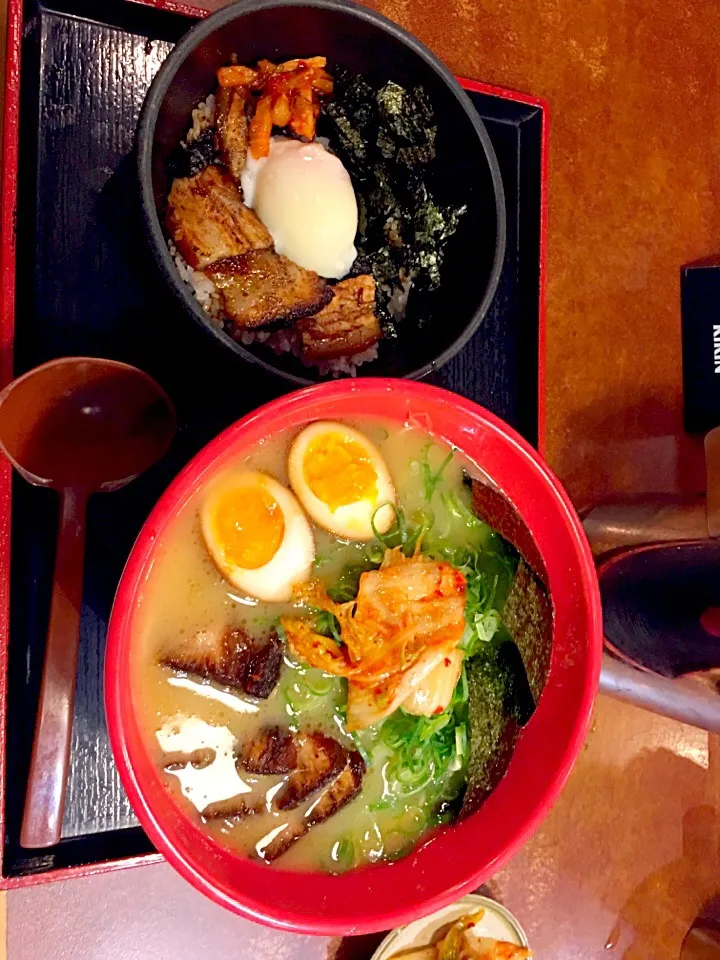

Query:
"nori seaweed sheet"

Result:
[[472, 480, 549, 584], [322, 69, 467, 335], [460, 488, 555, 818], [471, 478, 554, 702], [502, 559, 553, 704], [166, 127, 218, 181], [460, 645, 521, 818]]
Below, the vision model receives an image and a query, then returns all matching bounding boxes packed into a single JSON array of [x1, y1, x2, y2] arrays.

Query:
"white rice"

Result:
[[185, 94, 216, 143], [169, 241, 223, 323], [170, 240, 379, 377], [387, 274, 413, 321], [167, 93, 382, 377]]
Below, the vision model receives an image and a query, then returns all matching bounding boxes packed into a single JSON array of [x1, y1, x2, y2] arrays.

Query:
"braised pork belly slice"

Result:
[[256, 819, 307, 863], [297, 275, 381, 362], [238, 725, 298, 775], [273, 732, 348, 811], [205, 249, 333, 329], [258, 750, 366, 863], [202, 795, 260, 821], [305, 750, 365, 828], [159, 627, 282, 699], [165, 164, 271, 269], [215, 86, 249, 184], [193, 728, 366, 856]]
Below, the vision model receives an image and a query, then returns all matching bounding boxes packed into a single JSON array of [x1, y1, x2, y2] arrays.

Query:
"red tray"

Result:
[[0, 0, 547, 887]]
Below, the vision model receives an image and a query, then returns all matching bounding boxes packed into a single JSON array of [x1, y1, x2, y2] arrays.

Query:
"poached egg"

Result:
[[241, 136, 358, 279]]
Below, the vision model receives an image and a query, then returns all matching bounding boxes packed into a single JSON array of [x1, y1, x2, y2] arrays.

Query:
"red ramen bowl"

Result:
[[105, 380, 601, 935]]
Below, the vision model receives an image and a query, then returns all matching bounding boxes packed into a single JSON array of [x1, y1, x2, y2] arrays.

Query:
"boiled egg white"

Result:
[[241, 136, 358, 279], [201, 471, 314, 603], [287, 422, 396, 541]]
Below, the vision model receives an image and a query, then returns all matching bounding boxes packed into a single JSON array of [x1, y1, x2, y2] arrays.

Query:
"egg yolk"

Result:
[[303, 434, 378, 511], [213, 486, 285, 569]]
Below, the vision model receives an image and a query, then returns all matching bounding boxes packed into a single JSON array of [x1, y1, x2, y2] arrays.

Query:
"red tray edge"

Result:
[[0, 0, 548, 888], [0, 0, 22, 891]]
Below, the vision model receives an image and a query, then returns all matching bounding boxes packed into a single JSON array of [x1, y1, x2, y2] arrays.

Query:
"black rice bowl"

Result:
[[137, 0, 506, 385]]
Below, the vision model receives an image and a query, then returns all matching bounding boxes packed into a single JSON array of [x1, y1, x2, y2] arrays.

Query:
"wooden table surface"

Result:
[[2, 1, 720, 958]]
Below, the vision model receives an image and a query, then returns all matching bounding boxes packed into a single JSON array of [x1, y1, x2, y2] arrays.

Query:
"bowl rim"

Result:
[[105, 379, 602, 935], [136, 0, 508, 385], [370, 894, 530, 959]]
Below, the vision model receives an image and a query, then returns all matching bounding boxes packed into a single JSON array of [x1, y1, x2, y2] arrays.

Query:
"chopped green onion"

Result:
[[366, 543, 385, 565], [303, 670, 335, 697], [457, 662, 469, 704], [418, 712, 451, 741], [371, 503, 435, 556], [403, 508, 434, 554], [392, 754, 434, 794], [455, 723, 468, 760], [326, 559, 378, 603], [314, 609, 342, 644], [283, 683, 313, 715], [282, 665, 336, 714], [330, 837, 355, 872], [441, 489, 482, 528], [349, 730, 372, 766], [422, 446, 455, 501], [380, 711, 415, 749], [371, 501, 406, 548], [473, 609, 500, 644]]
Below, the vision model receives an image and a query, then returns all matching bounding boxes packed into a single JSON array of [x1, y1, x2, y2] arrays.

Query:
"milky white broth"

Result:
[[132, 419, 513, 872]]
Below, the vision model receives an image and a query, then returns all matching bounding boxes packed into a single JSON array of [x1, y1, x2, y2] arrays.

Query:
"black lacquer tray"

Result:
[[0, 0, 546, 883]]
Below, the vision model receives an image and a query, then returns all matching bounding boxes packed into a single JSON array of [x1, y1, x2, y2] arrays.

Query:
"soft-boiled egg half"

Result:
[[288, 422, 396, 541], [201, 471, 314, 603], [241, 136, 358, 279]]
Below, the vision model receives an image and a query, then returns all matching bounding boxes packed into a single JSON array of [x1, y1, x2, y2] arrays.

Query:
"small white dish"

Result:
[[371, 894, 530, 959]]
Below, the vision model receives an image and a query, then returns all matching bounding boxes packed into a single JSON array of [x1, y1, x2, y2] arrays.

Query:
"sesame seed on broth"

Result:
[[132, 419, 498, 872]]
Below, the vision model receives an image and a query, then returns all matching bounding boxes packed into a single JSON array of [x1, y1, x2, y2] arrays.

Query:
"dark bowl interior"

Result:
[[601, 540, 720, 678], [137, 0, 506, 385]]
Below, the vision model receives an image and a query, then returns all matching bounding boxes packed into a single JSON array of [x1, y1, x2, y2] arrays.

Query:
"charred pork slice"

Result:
[[165, 164, 272, 269], [163, 748, 215, 772], [202, 794, 259, 821], [159, 627, 282, 699], [305, 751, 365, 827], [215, 86, 249, 184], [242, 634, 283, 698], [260, 751, 366, 862], [205, 249, 333, 330], [297, 275, 381, 362], [257, 820, 307, 863], [238, 726, 298, 774], [274, 733, 348, 811]]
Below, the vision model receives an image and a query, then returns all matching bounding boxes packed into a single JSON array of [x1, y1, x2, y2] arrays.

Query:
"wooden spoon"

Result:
[[0, 357, 176, 849]]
